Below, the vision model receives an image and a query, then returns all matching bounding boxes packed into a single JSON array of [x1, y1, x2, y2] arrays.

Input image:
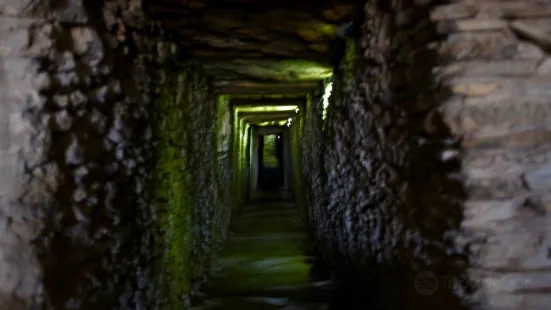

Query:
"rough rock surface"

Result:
[[436, 1, 551, 309], [3, 0, 551, 309], [0, 0, 233, 309], [298, 0, 551, 309], [147, 0, 359, 94], [190, 202, 336, 309], [155, 61, 232, 309], [0, 1, 49, 308]]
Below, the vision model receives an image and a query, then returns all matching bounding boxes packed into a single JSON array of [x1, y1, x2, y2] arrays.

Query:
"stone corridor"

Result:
[[190, 201, 334, 310], [2, 0, 551, 309]]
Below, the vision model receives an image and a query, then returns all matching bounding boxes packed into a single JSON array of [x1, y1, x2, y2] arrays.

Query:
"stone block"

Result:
[[0, 16, 32, 56], [0, 0, 35, 16], [479, 272, 551, 294], [0, 154, 21, 195], [440, 32, 545, 61], [441, 99, 551, 139], [464, 175, 527, 200], [524, 164, 551, 191], [462, 144, 551, 179], [70, 26, 103, 59], [462, 130, 551, 150], [465, 207, 551, 269], [437, 19, 508, 34], [451, 81, 500, 96], [484, 293, 551, 310], [431, 3, 478, 21], [462, 199, 519, 229], [449, 77, 551, 100], [536, 57, 551, 75], [482, 2, 551, 19], [438, 60, 539, 78], [511, 20, 551, 52]]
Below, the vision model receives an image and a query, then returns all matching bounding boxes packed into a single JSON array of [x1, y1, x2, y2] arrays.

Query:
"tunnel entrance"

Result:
[[257, 133, 284, 190], [11, 0, 549, 309]]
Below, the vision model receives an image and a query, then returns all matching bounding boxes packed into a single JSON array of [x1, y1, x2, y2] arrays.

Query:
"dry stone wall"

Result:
[[0, 0, 232, 309], [155, 61, 232, 309], [435, 1, 551, 309], [301, 0, 551, 309]]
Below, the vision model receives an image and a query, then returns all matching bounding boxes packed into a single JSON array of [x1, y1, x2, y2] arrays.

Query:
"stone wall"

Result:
[[230, 110, 251, 216], [301, 0, 551, 309], [155, 61, 232, 309], [0, 1, 51, 308], [435, 1, 551, 309], [0, 0, 232, 309], [299, 83, 327, 255]]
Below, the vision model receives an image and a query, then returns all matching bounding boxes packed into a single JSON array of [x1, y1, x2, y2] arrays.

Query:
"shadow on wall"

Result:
[[316, 1, 475, 309]]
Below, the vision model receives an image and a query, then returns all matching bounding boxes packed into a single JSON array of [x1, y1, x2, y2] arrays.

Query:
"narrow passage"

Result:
[[191, 199, 335, 309]]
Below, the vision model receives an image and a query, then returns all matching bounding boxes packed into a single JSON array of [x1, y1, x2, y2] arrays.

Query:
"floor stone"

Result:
[[191, 201, 335, 309]]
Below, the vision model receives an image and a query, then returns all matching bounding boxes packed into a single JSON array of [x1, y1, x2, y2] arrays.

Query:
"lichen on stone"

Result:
[[153, 62, 233, 309], [154, 68, 194, 309]]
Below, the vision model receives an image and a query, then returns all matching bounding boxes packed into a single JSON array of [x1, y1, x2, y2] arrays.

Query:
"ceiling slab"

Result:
[[231, 97, 306, 106], [202, 59, 332, 82], [146, 0, 357, 94], [239, 111, 297, 120], [217, 81, 318, 95]]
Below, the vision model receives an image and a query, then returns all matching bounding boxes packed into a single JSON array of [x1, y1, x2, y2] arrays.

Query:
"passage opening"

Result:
[[257, 133, 284, 190]]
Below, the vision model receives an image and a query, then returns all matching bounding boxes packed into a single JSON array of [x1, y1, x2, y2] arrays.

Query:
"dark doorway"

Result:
[[257, 133, 284, 190]]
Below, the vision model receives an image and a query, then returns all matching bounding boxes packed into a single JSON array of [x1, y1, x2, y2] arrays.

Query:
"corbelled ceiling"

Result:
[[146, 0, 358, 95]]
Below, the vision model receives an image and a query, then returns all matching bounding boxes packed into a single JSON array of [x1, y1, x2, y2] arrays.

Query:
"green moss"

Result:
[[211, 94, 232, 250], [287, 94, 314, 221], [230, 110, 241, 216], [230, 113, 251, 218], [154, 70, 194, 309], [238, 122, 251, 206], [152, 62, 234, 309], [344, 38, 356, 80]]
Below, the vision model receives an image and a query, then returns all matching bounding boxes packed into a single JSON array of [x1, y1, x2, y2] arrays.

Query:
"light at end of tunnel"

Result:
[[295, 107, 299, 113], [277, 135, 280, 139], [287, 123, 291, 127], [288, 118, 292, 122]]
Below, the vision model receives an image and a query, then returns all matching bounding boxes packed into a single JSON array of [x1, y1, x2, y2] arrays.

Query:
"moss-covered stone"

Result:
[[153, 61, 233, 309], [289, 103, 307, 221], [154, 68, 193, 309], [194, 202, 327, 308]]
